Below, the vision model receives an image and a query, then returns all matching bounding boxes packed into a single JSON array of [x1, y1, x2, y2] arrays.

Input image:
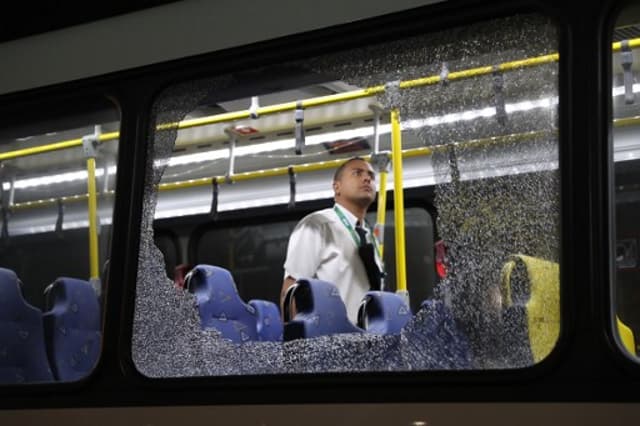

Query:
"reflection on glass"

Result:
[[0, 106, 119, 384], [612, 9, 640, 358], [133, 13, 560, 377]]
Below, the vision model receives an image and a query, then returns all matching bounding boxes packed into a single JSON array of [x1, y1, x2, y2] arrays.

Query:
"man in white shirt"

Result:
[[281, 157, 384, 324]]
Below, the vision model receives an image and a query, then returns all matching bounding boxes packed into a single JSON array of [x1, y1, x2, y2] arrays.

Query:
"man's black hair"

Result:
[[333, 156, 369, 181]]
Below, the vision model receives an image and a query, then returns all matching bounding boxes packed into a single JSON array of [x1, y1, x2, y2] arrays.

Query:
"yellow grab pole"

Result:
[[375, 170, 388, 259], [86, 157, 100, 280], [391, 108, 408, 297]]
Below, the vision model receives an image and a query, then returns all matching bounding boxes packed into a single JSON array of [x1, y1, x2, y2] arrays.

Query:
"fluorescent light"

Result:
[[613, 83, 640, 97], [165, 125, 391, 167], [404, 96, 558, 130], [165, 149, 228, 167], [2, 166, 117, 190], [506, 97, 558, 112]]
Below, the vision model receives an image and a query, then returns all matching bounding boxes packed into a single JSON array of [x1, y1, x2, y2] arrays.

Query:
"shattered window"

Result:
[[133, 13, 560, 376]]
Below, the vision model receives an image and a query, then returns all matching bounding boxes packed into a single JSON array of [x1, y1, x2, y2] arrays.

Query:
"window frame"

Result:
[[122, 5, 570, 390], [4, 0, 628, 409]]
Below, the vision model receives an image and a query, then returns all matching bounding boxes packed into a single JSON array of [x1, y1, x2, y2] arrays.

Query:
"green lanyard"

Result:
[[333, 205, 383, 266]]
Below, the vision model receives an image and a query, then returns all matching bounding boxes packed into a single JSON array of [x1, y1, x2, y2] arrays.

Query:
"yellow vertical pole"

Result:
[[86, 156, 100, 280], [375, 171, 388, 258], [391, 108, 408, 297]]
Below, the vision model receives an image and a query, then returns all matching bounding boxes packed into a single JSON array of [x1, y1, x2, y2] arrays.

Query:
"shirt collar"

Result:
[[334, 202, 361, 228]]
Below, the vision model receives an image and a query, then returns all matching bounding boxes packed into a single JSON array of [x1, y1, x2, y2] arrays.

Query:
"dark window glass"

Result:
[[0, 100, 119, 384]]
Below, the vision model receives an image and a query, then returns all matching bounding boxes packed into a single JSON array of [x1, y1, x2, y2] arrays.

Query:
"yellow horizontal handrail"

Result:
[[11, 191, 115, 211], [165, 53, 560, 132], [613, 115, 640, 127], [8, 128, 557, 211], [158, 157, 370, 191], [612, 38, 640, 52], [3, 36, 640, 163], [0, 132, 119, 162]]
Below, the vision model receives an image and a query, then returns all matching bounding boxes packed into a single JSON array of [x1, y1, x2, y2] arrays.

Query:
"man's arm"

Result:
[[280, 217, 324, 321], [280, 275, 297, 320]]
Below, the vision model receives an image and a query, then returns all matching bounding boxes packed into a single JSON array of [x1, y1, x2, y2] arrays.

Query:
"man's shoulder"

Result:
[[297, 207, 337, 227]]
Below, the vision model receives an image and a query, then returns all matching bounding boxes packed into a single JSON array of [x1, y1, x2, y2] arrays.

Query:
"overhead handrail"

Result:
[[0, 49, 565, 164], [7, 127, 560, 212], [0, 131, 119, 162], [2, 35, 640, 165], [160, 53, 559, 132], [613, 115, 640, 127], [11, 192, 111, 211], [14, 34, 640, 212], [613, 38, 640, 51]]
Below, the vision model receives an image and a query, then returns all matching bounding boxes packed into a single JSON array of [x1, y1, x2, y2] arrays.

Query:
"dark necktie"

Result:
[[355, 221, 382, 291], [355, 222, 367, 247]]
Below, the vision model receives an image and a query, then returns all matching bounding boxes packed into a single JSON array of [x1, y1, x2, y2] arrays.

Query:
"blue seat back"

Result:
[[43, 277, 101, 382], [248, 299, 283, 342], [0, 268, 54, 384], [186, 265, 259, 343], [283, 278, 362, 340], [357, 291, 412, 335]]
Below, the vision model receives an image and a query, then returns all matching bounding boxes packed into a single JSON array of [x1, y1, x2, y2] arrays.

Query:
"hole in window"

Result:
[[0, 99, 119, 384], [611, 5, 640, 358], [191, 207, 435, 315], [133, 13, 560, 376]]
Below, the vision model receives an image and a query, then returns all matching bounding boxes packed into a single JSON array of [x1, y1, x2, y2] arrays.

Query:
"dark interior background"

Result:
[[0, 1, 182, 44]]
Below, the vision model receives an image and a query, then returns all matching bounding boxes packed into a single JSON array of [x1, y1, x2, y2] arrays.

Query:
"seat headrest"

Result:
[[185, 265, 260, 343], [43, 277, 100, 329], [500, 254, 559, 363], [0, 268, 28, 316], [357, 291, 412, 334], [185, 265, 254, 315], [283, 278, 362, 340]]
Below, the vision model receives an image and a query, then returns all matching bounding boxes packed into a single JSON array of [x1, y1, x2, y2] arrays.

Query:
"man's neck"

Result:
[[335, 199, 367, 223]]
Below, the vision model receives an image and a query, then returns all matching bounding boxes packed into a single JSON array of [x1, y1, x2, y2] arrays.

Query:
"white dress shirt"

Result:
[[283, 203, 382, 324]]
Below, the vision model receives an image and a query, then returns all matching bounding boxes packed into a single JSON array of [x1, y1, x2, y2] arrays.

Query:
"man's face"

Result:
[[333, 159, 376, 206]]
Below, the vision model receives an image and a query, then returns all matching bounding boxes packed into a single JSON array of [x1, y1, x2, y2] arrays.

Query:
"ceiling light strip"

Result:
[[158, 130, 555, 192]]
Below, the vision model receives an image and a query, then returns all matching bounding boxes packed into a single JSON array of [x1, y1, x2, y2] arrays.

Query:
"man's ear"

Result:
[[333, 180, 340, 195]]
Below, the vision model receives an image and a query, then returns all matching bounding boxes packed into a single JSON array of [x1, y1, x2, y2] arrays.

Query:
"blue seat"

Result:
[[0, 268, 54, 384], [357, 291, 412, 335], [42, 277, 101, 382], [248, 299, 283, 342], [283, 278, 363, 341], [186, 264, 282, 343]]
